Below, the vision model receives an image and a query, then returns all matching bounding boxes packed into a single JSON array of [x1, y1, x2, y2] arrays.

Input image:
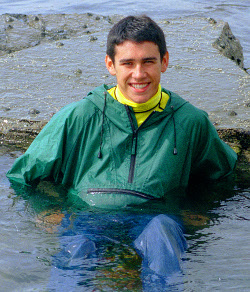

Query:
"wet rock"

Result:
[[28, 108, 40, 115], [217, 128, 249, 152], [28, 15, 45, 31], [2, 107, 11, 111], [0, 14, 42, 55], [89, 36, 98, 41], [56, 42, 64, 47], [74, 68, 82, 75], [228, 110, 238, 116], [208, 18, 217, 25], [5, 16, 14, 23], [6, 24, 13, 30], [213, 22, 244, 68], [217, 128, 250, 186], [0, 117, 46, 149], [0, 13, 112, 55], [8, 14, 28, 22], [1, 13, 245, 73]]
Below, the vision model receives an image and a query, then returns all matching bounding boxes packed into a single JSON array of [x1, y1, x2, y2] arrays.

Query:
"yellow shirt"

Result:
[[108, 85, 169, 127]]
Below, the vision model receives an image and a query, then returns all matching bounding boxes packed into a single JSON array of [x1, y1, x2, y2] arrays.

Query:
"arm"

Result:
[[6, 104, 73, 186], [190, 112, 237, 181]]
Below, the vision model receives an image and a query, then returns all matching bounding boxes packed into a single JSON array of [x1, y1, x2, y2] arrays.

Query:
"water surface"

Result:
[[1, 146, 249, 291]]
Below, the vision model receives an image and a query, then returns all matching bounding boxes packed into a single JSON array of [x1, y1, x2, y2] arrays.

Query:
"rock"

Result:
[[2, 107, 11, 111], [89, 36, 98, 41], [0, 14, 42, 55], [227, 110, 238, 116], [0, 117, 46, 148], [56, 42, 64, 47], [218, 128, 249, 145], [208, 18, 217, 24], [0, 13, 111, 55], [5, 16, 14, 23], [28, 108, 40, 115], [213, 22, 244, 68], [0, 13, 245, 72], [74, 68, 82, 74]]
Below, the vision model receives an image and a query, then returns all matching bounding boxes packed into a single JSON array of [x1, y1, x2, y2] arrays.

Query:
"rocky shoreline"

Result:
[[1, 13, 249, 125], [0, 13, 246, 69]]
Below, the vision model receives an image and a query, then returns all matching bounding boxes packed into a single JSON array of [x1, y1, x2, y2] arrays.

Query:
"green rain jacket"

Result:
[[7, 84, 237, 207]]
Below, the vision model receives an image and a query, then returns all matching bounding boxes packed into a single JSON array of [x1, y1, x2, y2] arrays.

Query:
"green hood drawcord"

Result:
[[171, 105, 178, 155], [98, 92, 107, 159], [97, 92, 177, 157]]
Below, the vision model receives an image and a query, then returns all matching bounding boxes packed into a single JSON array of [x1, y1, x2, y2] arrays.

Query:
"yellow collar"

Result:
[[114, 85, 163, 112]]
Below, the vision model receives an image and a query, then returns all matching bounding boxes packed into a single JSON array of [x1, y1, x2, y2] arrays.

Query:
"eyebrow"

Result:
[[119, 57, 158, 63]]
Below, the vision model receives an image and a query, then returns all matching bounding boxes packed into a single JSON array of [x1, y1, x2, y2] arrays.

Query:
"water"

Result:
[[0, 0, 249, 69], [0, 145, 249, 291]]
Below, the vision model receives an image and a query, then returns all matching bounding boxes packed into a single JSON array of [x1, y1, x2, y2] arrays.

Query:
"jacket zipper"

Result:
[[125, 106, 154, 183], [87, 188, 157, 200], [125, 106, 138, 183], [128, 131, 137, 183]]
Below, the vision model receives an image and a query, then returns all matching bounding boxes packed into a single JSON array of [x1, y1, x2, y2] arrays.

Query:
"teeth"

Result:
[[132, 83, 148, 89]]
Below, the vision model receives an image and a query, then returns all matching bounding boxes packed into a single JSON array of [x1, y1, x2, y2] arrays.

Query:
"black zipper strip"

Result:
[[125, 106, 156, 183], [125, 105, 138, 183], [87, 188, 157, 200]]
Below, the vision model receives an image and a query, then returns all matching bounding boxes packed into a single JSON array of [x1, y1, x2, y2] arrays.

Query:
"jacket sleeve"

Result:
[[6, 104, 72, 186], [190, 112, 237, 181]]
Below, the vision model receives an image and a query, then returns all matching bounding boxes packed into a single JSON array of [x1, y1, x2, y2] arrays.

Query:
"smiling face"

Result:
[[105, 41, 169, 104]]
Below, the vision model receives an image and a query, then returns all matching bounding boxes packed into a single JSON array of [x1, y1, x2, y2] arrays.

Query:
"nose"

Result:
[[132, 64, 146, 79]]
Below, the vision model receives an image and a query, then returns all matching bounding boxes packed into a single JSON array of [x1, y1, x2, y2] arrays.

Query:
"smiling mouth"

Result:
[[131, 83, 149, 89]]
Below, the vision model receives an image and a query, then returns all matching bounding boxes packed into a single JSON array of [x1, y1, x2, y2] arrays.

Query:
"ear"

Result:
[[161, 51, 169, 73], [105, 55, 116, 76]]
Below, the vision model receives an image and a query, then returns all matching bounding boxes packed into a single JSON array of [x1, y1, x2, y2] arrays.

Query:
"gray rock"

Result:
[[28, 108, 40, 115], [213, 22, 244, 68], [227, 110, 238, 116]]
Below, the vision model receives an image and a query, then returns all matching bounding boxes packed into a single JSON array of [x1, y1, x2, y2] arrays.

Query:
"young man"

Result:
[[7, 15, 237, 208], [6, 15, 237, 279]]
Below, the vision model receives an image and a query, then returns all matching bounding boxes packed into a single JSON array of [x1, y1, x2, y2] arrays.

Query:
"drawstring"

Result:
[[171, 106, 178, 155], [97, 92, 177, 157], [98, 92, 107, 159]]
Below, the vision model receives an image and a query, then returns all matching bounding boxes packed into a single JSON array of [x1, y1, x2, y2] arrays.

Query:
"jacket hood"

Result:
[[85, 84, 188, 128], [85, 84, 189, 158]]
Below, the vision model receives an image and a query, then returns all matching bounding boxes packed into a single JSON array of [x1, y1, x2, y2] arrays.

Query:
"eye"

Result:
[[122, 61, 133, 66], [144, 59, 155, 64]]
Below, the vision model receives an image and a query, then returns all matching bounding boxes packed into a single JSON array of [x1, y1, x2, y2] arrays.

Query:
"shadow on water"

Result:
[[0, 145, 249, 291]]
